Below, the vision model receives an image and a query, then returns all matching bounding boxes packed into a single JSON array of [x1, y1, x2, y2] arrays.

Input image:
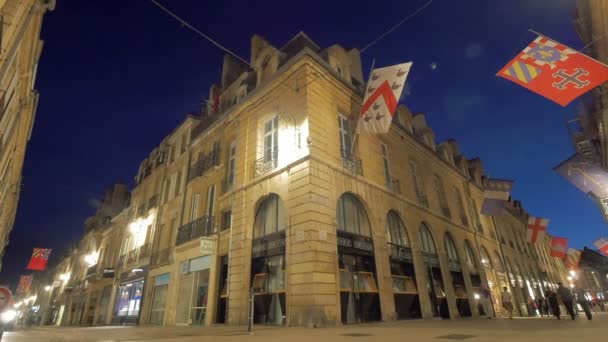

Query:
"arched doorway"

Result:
[[445, 234, 471, 317], [385, 210, 420, 319], [480, 247, 501, 314], [336, 193, 380, 324], [464, 240, 484, 315], [250, 194, 286, 325], [419, 223, 448, 318]]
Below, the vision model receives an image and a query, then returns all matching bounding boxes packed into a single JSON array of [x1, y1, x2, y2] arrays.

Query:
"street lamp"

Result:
[[59, 273, 70, 281], [44, 285, 52, 292]]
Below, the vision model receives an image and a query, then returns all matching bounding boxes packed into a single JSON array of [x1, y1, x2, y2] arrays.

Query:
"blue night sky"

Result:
[[0, 0, 604, 286]]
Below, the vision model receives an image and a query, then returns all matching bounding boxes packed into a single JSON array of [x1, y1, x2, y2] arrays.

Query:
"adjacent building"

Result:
[[0, 0, 55, 270], [39, 32, 569, 327]]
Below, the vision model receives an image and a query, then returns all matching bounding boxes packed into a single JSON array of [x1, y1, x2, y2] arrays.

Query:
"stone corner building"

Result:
[[40, 32, 569, 327], [0, 0, 54, 269]]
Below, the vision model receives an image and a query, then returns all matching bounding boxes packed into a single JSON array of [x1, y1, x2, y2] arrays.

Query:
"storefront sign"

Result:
[[200, 238, 215, 256], [337, 231, 374, 254], [155, 273, 170, 286], [252, 232, 286, 258], [119, 266, 148, 281], [102, 268, 115, 278]]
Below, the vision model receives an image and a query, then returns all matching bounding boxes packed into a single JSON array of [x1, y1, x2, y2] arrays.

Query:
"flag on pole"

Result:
[[593, 237, 608, 256], [16, 275, 33, 294], [359, 62, 412, 133], [564, 248, 582, 270], [550, 237, 568, 258], [526, 216, 548, 244], [497, 35, 608, 106], [26, 248, 52, 271], [480, 178, 514, 216]]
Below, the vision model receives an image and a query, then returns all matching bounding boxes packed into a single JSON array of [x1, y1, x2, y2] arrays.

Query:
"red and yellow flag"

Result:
[[26, 248, 52, 271], [498, 36, 608, 106]]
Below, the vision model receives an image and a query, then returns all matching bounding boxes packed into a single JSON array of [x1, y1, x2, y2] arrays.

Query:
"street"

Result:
[[3, 313, 607, 342]]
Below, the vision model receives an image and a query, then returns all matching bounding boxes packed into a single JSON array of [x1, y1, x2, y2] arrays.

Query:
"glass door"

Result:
[[190, 269, 210, 325]]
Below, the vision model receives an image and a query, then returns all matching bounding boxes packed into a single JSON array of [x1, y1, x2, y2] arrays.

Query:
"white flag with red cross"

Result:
[[359, 62, 412, 133], [526, 216, 548, 244]]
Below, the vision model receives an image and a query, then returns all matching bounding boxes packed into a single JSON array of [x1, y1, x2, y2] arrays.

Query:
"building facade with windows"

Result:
[[40, 32, 569, 327], [0, 0, 54, 270]]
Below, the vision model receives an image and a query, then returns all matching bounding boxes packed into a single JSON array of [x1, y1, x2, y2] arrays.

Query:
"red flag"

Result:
[[16, 275, 33, 294], [550, 237, 568, 258], [26, 248, 52, 271], [498, 36, 608, 106]]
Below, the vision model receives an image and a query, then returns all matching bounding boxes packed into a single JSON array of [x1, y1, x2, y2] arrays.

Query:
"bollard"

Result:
[[248, 287, 254, 334]]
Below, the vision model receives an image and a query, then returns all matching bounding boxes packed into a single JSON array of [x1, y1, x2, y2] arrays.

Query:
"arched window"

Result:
[[493, 251, 504, 270], [480, 247, 492, 268], [464, 240, 477, 269], [419, 223, 437, 254], [253, 194, 285, 238], [336, 193, 371, 236], [444, 233, 459, 262], [386, 210, 409, 246], [472, 201, 482, 232]]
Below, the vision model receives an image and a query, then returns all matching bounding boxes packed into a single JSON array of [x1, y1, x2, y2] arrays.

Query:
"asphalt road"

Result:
[[2, 313, 606, 342]]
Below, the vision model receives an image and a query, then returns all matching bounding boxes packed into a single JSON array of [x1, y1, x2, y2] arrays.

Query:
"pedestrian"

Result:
[[526, 296, 537, 317], [546, 288, 561, 320], [479, 284, 493, 319], [501, 287, 514, 319], [536, 296, 545, 317], [573, 285, 592, 320], [557, 282, 576, 320]]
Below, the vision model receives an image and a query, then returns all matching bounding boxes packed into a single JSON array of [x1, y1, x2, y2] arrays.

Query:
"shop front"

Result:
[[175, 256, 211, 325], [112, 267, 148, 325], [250, 193, 286, 326], [386, 211, 420, 320], [251, 231, 286, 325], [419, 224, 448, 319], [336, 193, 380, 324], [444, 234, 471, 317], [338, 231, 381, 324], [149, 273, 170, 325]]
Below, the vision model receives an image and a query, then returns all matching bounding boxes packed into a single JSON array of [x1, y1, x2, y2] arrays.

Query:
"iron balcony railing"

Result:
[[86, 264, 98, 279], [386, 177, 401, 194], [342, 153, 363, 176], [176, 215, 215, 245], [253, 150, 278, 177]]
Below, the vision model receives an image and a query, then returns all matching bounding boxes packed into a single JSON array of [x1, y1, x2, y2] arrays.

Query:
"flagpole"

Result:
[[349, 59, 375, 155], [528, 29, 608, 69]]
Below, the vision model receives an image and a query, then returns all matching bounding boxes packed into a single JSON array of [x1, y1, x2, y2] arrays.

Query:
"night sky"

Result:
[[0, 0, 602, 288]]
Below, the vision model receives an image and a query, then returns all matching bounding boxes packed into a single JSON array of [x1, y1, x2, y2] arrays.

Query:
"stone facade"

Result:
[[0, 0, 54, 269], [40, 32, 569, 327]]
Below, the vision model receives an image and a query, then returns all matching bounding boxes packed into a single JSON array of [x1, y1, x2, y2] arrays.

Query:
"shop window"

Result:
[[386, 210, 409, 246], [419, 224, 436, 254], [444, 234, 459, 262], [253, 194, 285, 238], [336, 193, 371, 237]]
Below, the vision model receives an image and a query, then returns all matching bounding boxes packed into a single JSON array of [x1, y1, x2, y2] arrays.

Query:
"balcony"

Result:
[[176, 216, 215, 245], [386, 177, 401, 194], [387, 243, 412, 262], [150, 247, 172, 268], [253, 150, 278, 177], [342, 154, 363, 176], [188, 148, 221, 182], [120, 243, 151, 268], [86, 265, 98, 279]]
